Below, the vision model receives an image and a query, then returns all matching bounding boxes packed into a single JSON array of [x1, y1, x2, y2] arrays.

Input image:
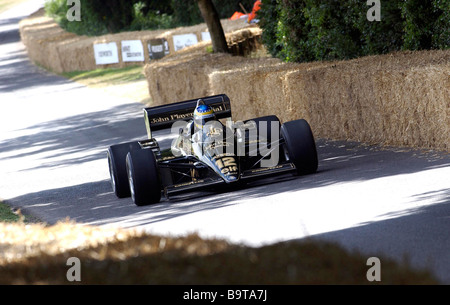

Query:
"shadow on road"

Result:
[[0, 103, 149, 171]]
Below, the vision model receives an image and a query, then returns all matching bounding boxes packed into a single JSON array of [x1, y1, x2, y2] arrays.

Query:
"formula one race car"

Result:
[[107, 94, 318, 206]]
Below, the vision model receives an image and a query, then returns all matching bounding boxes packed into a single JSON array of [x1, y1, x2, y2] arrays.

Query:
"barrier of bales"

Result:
[[144, 27, 268, 107], [145, 49, 449, 151], [283, 51, 449, 150], [19, 8, 259, 74], [144, 46, 249, 106]]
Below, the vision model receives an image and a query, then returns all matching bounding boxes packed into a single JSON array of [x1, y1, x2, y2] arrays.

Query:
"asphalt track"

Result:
[[1, 2, 449, 284]]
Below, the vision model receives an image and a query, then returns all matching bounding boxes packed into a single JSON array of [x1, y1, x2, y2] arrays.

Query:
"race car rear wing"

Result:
[[143, 94, 232, 139]]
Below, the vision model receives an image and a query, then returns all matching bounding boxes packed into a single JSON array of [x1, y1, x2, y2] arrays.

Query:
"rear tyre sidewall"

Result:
[[245, 115, 280, 145], [126, 149, 161, 206], [281, 119, 318, 175]]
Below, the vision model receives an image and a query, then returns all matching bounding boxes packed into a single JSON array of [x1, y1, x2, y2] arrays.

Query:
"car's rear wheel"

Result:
[[245, 115, 280, 145], [243, 115, 281, 165], [107, 141, 141, 198], [126, 148, 161, 206], [281, 119, 318, 175]]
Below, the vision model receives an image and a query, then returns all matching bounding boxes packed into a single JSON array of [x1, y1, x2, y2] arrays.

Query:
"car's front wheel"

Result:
[[126, 148, 161, 206], [281, 119, 318, 175]]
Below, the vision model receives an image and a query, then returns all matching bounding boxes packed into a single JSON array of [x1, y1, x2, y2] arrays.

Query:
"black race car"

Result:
[[107, 94, 318, 206]]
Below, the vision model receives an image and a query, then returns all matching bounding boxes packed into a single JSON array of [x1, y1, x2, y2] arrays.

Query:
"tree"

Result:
[[197, 0, 230, 53]]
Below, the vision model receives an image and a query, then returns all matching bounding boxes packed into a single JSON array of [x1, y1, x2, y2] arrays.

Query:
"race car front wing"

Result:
[[162, 161, 297, 199]]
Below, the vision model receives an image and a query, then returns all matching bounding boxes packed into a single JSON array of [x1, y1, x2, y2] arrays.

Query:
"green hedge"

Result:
[[45, 0, 108, 36], [401, 0, 450, 50], [45, 0, 177, 35], [259, 0, 449, 63]]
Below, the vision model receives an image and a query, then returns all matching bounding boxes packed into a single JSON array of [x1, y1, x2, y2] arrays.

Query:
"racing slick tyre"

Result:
[[281, 119, 318, 175], [126, 148, 161, 206], [107, 141, 141, 198]]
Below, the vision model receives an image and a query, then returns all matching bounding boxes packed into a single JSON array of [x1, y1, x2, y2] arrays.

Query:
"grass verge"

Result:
[[60, 65, 151, 105], [0, 201, 20, 222], [61, 65, 146, 87], [0, 201, 40, 224]]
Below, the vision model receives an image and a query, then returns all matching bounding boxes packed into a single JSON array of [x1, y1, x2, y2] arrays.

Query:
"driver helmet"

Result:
[[193, 100, 216, 129]]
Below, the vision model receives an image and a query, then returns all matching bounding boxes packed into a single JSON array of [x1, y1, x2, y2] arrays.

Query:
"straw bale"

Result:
[[144, 51, 252, 106], [285, 50, 450, 150], [146, 45, 448, 151], [19, 10, 257, 73], [210, 59, 296, 122], [373, 63, 449, 150], [19, 8, 76, 73]]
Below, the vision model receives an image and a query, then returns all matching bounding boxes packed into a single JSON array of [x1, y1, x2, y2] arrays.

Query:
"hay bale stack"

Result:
[[19, 9, 256, 73], [210, 59, 295, 121], [19, 8, 76, 73], [144, 49, 251, 106], [147, 48, 448, 151], [226, 27, 262, 57], [285, 50, 449, 150], [50, 30, 172, 73], [285, 58, 383, 143], [372, 53, 449, 150]]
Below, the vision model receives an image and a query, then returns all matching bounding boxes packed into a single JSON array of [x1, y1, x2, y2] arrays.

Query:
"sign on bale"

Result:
[[121, 40, 145, 62], [148, 38, 170, 61], [201, 32, 211, 42], [93, 42, 119, 65], [173, 34, 198, 52]]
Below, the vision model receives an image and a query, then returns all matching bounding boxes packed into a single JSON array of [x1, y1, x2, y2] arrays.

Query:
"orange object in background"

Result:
[[230, 11, 248, 20], [247, 0, 261, 23]]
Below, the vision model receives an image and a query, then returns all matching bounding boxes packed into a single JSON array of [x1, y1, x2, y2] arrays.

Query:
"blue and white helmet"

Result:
[[193, 99, 216, 129]]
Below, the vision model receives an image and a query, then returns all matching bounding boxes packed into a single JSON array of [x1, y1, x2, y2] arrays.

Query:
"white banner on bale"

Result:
[[93, 42, 119, 65], [173, 33, 198, 52], [121, 40, 145, 62], [201, 32, 211, 42]]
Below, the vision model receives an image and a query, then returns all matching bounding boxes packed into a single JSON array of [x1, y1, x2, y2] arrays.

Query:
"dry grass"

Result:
[[61, 65, 151, 104], [0, 220, 439, 285]]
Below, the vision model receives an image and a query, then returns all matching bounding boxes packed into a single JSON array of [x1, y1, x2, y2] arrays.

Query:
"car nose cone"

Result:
[[224, 174, 238, 182]]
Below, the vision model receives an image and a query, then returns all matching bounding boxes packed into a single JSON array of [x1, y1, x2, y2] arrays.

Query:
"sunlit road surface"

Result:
[[1, 2, 449, 284]]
